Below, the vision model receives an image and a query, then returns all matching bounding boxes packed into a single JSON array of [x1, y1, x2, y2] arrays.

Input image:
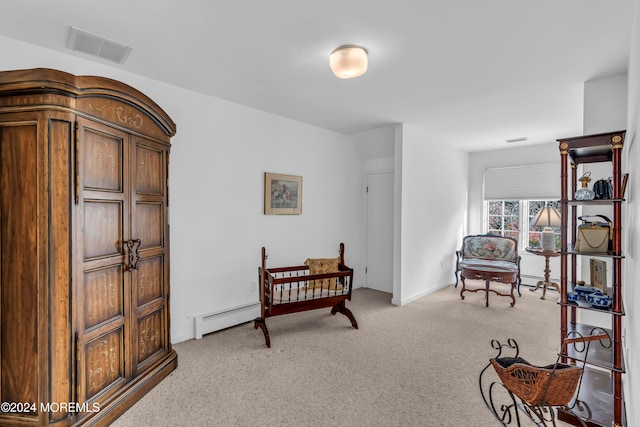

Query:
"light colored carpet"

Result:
[[113, 282, 568, 426]]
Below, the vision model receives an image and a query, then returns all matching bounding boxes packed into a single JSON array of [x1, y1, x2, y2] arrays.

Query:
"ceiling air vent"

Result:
[[67, 27, 132, 64]]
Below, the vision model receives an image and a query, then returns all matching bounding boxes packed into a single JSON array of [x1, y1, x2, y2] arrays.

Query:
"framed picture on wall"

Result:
[[264, 172, 302, 215], [590, 258, 607, 293]]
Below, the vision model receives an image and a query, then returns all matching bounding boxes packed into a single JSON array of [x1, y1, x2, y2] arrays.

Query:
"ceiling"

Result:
[[0, 1, 636, 151]]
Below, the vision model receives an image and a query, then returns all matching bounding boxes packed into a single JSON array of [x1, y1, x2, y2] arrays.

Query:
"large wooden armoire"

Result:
[[0, 68, 177, 426]]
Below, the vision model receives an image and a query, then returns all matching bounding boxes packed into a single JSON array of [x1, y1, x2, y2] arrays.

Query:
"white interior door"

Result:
[[366, 172, 394, 293]]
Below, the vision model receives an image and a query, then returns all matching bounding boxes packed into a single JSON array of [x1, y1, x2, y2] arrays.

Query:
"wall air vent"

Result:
[[505, 137, 529, 144], [67, 27, 132, 64]]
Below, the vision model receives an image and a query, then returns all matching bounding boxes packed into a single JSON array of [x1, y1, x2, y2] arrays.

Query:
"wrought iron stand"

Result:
[[479, 330, 611, 427]]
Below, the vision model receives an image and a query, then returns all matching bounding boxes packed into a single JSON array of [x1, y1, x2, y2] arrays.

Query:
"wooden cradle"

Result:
[[254, 243, 358, 347]]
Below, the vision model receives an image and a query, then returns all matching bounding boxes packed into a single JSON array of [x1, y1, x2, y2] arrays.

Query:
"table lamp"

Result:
[[532, 206, 561, 251]]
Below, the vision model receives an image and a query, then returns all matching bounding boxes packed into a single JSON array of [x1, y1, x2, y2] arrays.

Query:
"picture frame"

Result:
[[264, 172, 302, 215], [621, 173, 629, 199], [589, 258, 607, 293]]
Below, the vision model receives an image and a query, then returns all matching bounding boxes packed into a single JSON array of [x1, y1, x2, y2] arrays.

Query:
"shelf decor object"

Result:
[[557, 130, 626, 427], [590, 258, 608, 293], [574, 171, 596, 200]]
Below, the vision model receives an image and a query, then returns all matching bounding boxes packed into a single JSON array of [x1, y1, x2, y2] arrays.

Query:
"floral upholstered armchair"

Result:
[[454, 234, 522, 306]]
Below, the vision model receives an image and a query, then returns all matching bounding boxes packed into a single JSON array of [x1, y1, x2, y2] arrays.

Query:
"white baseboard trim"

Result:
[[520, 274, 559, 285], [171, 333, 193, 345], [399, 282, 450, 306], [193, 302, 261, 339]]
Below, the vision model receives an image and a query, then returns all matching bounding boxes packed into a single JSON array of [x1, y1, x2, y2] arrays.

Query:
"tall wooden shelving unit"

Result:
[[557, 130, 626, 427]]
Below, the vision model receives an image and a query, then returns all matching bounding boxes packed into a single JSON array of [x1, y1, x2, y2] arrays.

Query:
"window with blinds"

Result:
[[483, 163, 561, 248], [483, 163, 560, 200]]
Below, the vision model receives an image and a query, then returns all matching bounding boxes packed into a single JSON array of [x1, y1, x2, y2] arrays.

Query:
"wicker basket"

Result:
[[490, 357, 583, 406]]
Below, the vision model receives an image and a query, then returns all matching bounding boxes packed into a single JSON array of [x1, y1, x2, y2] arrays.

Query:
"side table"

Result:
[[525, 247, 560, 299], [459, 264, 518, 307]]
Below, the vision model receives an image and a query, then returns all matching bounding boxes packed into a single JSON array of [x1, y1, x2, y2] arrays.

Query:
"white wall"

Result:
[[623, 0, 640, 424], [352, 123, 462, 308], [393, 125, 404, 305], [168, 98, 363, 343], [397, 124, 468, 304], [352, 125, 395, 161], [0, 35, 364, 344], [584, 73, 629, 134]]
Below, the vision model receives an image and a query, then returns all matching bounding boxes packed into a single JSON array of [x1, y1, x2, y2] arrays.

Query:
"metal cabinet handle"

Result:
[[126, 239, 141, 271]]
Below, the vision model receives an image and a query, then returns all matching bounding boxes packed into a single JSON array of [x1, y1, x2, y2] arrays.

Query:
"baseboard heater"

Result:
[[520, 274, 559, 286], [520, 274, 543, 285], [194, 302, 261, 339]]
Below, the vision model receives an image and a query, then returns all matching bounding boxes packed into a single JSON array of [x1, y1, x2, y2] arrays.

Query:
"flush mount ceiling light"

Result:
[[67, 26, 132, 64], [329, 45, 368, 79]]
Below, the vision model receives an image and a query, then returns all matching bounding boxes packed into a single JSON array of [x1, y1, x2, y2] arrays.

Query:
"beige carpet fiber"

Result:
[[113, 282, 567, 426]]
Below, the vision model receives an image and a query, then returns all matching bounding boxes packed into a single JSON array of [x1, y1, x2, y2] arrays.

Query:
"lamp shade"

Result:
[[330, 45, 368, 79], [531, 206, 562, 228], [532, 206, 561, 250]]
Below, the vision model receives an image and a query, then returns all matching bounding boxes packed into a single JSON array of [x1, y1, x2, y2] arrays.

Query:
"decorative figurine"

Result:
[[574, 172, 595, 200]]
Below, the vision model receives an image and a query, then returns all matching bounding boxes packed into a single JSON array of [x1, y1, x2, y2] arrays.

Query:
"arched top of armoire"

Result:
[[0, 67, 176, 139]]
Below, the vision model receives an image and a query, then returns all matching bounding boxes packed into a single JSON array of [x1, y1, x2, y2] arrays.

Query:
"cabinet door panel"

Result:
[[136, 255, 164, 307], [130, 136, 169, 375], [84, 328, 125, 400], [84, 265, 125, 329], [83, 200, 123, 259], [76, 118, 131, 405], [137, 309, 164, 367], [48, 118, 74, 419], [0, 122, 38, 405], [135, 144, 164, 195], [83, 127, 123, 192], [135, 202, 164, 250]]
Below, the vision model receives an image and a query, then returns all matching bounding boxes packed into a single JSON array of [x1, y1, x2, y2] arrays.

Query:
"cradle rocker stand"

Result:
[[255, 243, 358, 347], [479, 330, 612, 427]]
